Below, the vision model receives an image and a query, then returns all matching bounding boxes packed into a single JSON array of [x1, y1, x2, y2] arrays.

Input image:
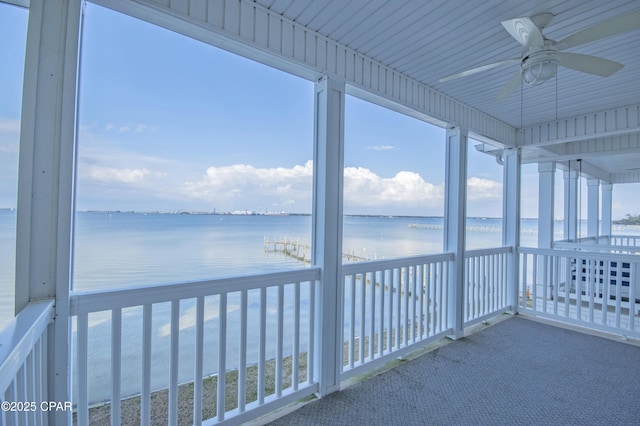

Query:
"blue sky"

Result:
[[1, 2, 638, 219]]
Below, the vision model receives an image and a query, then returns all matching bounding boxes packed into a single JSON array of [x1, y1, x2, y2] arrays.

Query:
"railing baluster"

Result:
[[553, 256, 559, 315], [217, 294, 227, 422], [239, 289, 248, 409], [369, 271, 375, 360], [34, 336, 44, 426], [602, 261, 609, 326], [387, 268, 393, 352], [542, 255, 548, 313], [522, 253, 528, 311], [476, 256, 481, 317], [418, 264, 424, 339], [349, 274, 355, 368], [576, 257, 583, 321], [308, 279, 315, 384], [258, 288, 266, 404], [379, 270, 385, 355], [359, 272, 365, 363], [403, 266, 409, 345], [630, 263, 636, 331], [112, 308, 122, 426], [292, 284, 300, 391], [77, 313, 89, 426], [168, 301, 179, 426], [436, 261, 443, 332], [411, 264, 417, 343], [588, 259, 595, 323], [532, 254, 538, 311], [25, 352, 34, 426], [276, 284, 284, 397], [194, 297, 204, 425], [141, 304, 152, 426], [426, 263, 432, 336]]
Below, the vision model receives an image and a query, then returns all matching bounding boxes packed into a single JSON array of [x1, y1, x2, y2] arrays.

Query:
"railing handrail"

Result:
[[553, 241, 640, 253], [341, 252, 454, 275], [0, 299, 54, 394], [520, 246, 640, 262], [70, 267, 321, 315], [464, 246, 513, 258]]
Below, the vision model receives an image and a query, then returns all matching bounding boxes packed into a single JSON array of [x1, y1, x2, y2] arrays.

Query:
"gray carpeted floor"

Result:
[[267, 316, 640, 425]]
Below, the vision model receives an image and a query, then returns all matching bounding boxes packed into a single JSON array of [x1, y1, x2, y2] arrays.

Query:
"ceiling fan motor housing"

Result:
[[521, 45, 560, 85]]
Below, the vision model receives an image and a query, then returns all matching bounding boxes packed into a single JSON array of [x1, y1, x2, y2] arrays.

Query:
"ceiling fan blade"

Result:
[[496, 69, 522, 100], [558, 9, 640, 49], [439, 58, 519, 83], [559, 52, 624, 76], [501, 17, 544, 47]]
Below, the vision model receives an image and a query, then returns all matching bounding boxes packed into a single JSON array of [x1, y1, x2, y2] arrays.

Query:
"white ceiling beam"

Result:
[[524, 133, 640, 160], [519, 104, 640, 148]]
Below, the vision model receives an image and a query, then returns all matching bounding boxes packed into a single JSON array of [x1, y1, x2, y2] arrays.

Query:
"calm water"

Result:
[[1, 212, 542, 330], [0, 210, 608, 403]]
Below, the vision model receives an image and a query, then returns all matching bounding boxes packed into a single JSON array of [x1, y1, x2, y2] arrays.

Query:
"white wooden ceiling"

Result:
[[253, 0, 640, 181], [254, 0, 639, 129]]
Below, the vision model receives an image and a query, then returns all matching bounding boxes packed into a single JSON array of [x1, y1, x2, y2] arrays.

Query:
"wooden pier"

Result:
[[264, 237, 369, 264]]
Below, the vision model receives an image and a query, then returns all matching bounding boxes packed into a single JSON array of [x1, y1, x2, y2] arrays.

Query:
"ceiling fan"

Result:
[[439, 9, 640, 100]]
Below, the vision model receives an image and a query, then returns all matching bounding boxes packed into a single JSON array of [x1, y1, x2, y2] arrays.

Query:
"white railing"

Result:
[[70, 268, 320, 426], [611, 235, 640, 248], [0, 300, 54, 426], [464, 247, 511, 325], [519, 247, 640, 338], [340, 253, 453, 380], [554, 235, 640, 254]]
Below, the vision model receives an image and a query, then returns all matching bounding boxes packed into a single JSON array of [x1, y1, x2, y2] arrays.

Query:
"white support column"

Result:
[[502, 149, 521, 311], [563, 169, 579, 241], [14, 0, 82, 423], [601, 184, 613, 239], [444, 126, 467, 339], [587, 178, 600, 239], [312, 76, 344, 396], [537, 163, 555, 249]]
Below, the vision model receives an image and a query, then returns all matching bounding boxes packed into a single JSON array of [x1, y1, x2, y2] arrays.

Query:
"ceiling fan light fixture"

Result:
[[521, 48, 559, 85]]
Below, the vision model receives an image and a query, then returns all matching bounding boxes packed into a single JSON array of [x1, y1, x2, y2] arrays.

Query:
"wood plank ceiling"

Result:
[[254, 0, 640, 180]]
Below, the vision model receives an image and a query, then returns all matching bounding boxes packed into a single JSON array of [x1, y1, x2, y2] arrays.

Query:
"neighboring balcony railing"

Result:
[[519, 247, 640, 338], [0, 300, 54, 426], [611, 235, 640, 248], [554, 235, 640, 254], [70, 268, 320, 426]]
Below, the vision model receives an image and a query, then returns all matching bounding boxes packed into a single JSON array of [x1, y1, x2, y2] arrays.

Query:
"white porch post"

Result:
[[563, 168, 579, 240], [14, 0, 82, 424], [502, 149, 521, 311], [587, 178, 600, 238], [312, 76, 344, 396], [537, 163, 555, 249], [601, 183, 613, 239], [444, 126, 467, 339]]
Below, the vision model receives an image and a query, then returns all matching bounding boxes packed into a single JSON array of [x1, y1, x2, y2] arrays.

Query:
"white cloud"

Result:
[[344, 167, 444, 209], [183, 161, 313, 207], [466, 176, 502, 200], [87, 166, 153, 184], [367, 145, 396, 151], [0, 118, 20, 134]]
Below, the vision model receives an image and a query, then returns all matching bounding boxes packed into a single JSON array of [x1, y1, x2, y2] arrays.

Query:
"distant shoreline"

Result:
[[4, 207, 639, 223]]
